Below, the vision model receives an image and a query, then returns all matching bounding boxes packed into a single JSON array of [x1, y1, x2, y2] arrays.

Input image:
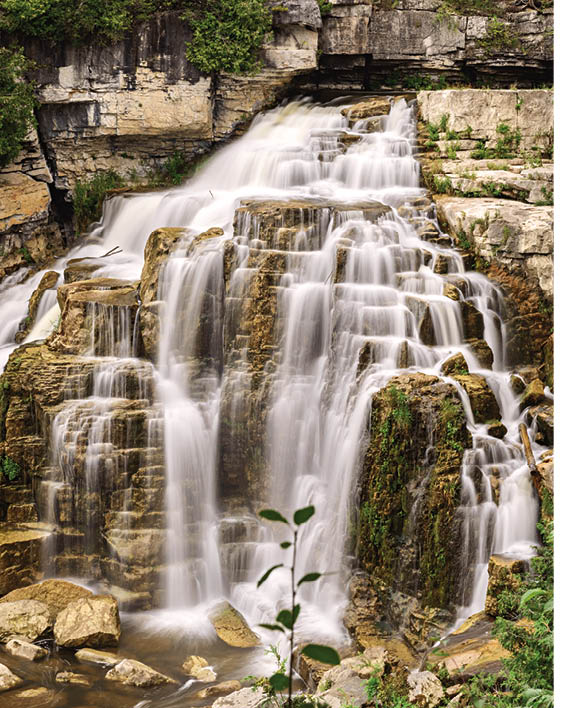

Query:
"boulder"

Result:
[[105, 658, 177, 687], [5, 638, 48, 661], [54, 595, 120, 648], [460, 301, 484, 341], [520, 379, 547, 411], [441, 352, 469, 377], [182, 655, 216, 682], [208, 601, 260, 648], [0, 600, 51, 642], [407, 670, 444, 708], [466, 339, 494, 369], [454, 374, 500, 423], [0, 579, 93, 621], [195, 680, 242, 699], [487, 421, 507, 439], [0, 525, 51, 597], [211, 687, 267, 708], [0, 662, 24, 692], [75, 647, 120, 666], [315, 665, 366, 707], [55, 671, 92, 687]]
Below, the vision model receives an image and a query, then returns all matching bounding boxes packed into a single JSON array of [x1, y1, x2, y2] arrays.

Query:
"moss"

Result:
[[358, 376, 471, 610]]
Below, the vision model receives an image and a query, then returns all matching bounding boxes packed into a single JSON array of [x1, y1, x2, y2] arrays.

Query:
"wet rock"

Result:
[[519, 378, 546, 411], [54, 595, 120, 648], [428, 612, 510, 679], [487, 421, 507, 439], [0, 525, 51, 596], [466, 339, 494, 369], [510, 374, 526, 395], [341, 97, 393, 121], [443, 283, 460, 301], [195, 680, 242, 699], [0, 600, 52, 642], [182, 655, 216, 682], [407, 670, 444, 708], [139, 227, 187, 305], [75, 647, 120, 666], [211, 687, 266, 708], [15, 270, 60, 343], [485, 555, 526, 618], [454, 374, 500, 424], [208, 601, 260, 648], [526, 403, 553, 446], [5, 638, 48, 661], [56, 671, 92, 687], [298, 647, 342, 691], [106, 658, 177, 687], [0, 662, 24, 692], [0, 579, 94, 621], [440, 352, 468, 377], [460, 301, 484, 341]]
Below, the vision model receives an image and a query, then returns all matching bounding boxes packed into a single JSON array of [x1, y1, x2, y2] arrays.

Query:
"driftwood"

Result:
[[519, 423, 542, 497]]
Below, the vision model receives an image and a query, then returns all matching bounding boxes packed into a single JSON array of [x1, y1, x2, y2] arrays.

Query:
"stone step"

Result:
[[110, 487, 164, 513], [0, 486, 35, 505], [105, 510, 167, 530], [6, 503, 39, 524]]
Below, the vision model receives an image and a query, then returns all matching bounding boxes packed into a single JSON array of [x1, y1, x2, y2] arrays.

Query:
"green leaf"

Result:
[[258, 623, 286, 633], [301, 644, 340, 665], [269, 673, 290, 691], [294, 505, 315, 526], [298, 572, 322, 586], [280, 541, 292, 549], [259, 509, 289, 524], [276, 609, 295, 630], [293, 603, 301, 623], [519, 588, 546, 609], [257, 563, 284, 587]]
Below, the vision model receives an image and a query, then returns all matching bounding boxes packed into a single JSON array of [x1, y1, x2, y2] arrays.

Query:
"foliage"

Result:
[[160, 150, 190, 185], [471, 123, 521, 160], [73, 170, 125, 234], [0, 47, 36, 168], [317, 0, 332, 16], [184, 0, 272, 74], [480, 16, 520, 53], [404, 74, 447, 91], [1, 455, 21, 482], [256, 505, 340, 707], [463, 520, 553, 707]]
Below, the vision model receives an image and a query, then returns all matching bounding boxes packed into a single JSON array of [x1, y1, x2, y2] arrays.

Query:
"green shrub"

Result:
[[73, 170, 125, 234], [1, 455, 21, 482], [184, 0, 272, 74], [317, 0, 332, 15], [161, 151, 190, 184], [0, 47, 36, 168]]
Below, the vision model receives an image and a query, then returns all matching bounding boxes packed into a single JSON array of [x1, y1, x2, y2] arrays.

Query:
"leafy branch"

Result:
[[257, 505, 340, 707]]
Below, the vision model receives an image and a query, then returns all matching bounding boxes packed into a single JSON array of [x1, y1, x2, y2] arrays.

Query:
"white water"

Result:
[[0, 98, 543, 662]]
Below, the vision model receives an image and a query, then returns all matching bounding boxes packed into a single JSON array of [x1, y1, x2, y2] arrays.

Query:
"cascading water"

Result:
[[0, 97, 544, 697]]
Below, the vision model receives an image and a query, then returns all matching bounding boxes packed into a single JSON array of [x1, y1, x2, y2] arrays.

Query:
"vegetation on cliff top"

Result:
[[0, 47, 35, 167]]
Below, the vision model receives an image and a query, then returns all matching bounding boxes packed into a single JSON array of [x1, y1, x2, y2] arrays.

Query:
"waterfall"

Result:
[[1, 97, 543, 654]]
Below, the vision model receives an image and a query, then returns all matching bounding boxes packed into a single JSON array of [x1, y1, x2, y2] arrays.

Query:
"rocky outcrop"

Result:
[[54, 595, 120, 648], [357, 373, 472, 641], [0, 663, 24, 692], [0, 525, 50, 596], [484, 555, 526, 618]]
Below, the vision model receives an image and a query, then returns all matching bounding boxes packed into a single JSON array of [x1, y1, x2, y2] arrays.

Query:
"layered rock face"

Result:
[[417, 89, 553, 372], [314, 0, 553, 89]]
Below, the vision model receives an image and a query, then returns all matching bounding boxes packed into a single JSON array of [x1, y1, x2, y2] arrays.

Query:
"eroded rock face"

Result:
[[485, 555, 526, 618], [54, 595, 120, 648], [0, 525, 50, 596], [208, 601, 260, 648], [0, 600, 52, 642], [453, 373, 500, 423], [407, 671, 444, 708], [105, 658, 177, 687]]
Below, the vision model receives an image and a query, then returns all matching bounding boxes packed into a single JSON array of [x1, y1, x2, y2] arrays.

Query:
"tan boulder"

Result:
[[54, 595, 120, 648], [441, 352, 469, 377], [195, 680, 242, 700], [208, 601, 260, 648], [5, 638, 48, 661], [0, 662, 24, 692], [105, 658, 177, 687], [55, 671, 92, 687], [182, 655, 216, 682], [0, 579, 93, 621], [520, 378, 546, 411], [0, 600, 52, 642], [211, 687, 267, 708], [75, 647, 120, 666], [407, 671, 444, 708]]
